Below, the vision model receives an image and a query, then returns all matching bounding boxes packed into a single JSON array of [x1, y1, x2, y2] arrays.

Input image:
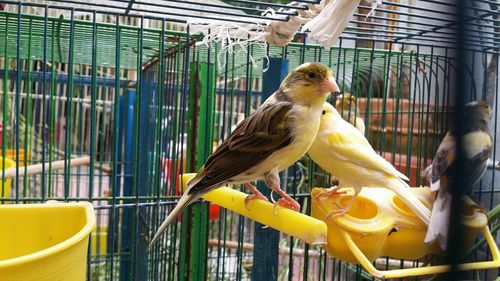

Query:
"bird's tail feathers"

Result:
[[420, 165, 441, 191], [420, 165, 432, 181], [149, 191, 200, 248], [424, 190, 451, 250], [388, 178, 431, 225], [430, 179, 440, 192]]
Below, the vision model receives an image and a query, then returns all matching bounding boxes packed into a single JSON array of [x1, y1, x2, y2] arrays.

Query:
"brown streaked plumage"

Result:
[[149, 62, 340, 247], [422, 100, 493, 250]]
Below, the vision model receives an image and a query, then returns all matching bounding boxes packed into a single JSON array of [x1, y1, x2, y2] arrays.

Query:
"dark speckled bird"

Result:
[[422, 100, 493, 250], [149, 62, 340, 247]]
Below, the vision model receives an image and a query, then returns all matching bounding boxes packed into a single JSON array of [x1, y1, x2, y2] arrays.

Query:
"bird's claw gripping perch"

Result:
[[325, 208, 348, 220], [244, 182, 269, 210], [312, 185, 346, 199], [244, 193, 269, 211], [276, 198, 300, 212], [273, 197, 300, 215]]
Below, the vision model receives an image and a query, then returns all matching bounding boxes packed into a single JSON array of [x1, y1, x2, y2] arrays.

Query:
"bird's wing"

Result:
[[326, 125, 408, 181], [430, 130, 492, 191], [461, 131, 492, 188], [188, 101, 294, 194], [430, 132, 456, 191]]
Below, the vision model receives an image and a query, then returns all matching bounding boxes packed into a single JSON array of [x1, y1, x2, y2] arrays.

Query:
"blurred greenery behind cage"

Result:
[[0, 1, 498, 281]]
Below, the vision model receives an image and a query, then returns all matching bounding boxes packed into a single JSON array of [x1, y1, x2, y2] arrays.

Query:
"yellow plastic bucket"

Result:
[[0, 201, 96, 281], [0, 157, 15, 200]]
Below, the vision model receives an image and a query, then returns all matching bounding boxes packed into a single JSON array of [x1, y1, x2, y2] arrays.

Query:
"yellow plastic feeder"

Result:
[[0, 156, 15, 200], [0, 201, 96, 281], [311, 187, 500, 278], [181, 174, 327, 245], [1, 149, 31, 167]]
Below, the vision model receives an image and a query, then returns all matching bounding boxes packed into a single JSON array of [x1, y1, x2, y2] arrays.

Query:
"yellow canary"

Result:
[[334, 92, 365, 134], [422, 101, 493, 250], [150, 62, 340, 246], [308, 102, 431, 224]]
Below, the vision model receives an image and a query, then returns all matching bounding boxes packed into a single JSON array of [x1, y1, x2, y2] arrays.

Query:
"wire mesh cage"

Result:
[[0, 0, 498, 280]]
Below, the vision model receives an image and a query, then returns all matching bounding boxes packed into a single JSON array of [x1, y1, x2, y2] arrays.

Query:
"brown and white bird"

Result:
[[149, 62, 340, 246], [335, 92, 365, 135], [422, 100, 493, 250]]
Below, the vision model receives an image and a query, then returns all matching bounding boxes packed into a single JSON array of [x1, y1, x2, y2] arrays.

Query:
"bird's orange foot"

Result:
[[312, 186, 346, 199], [244, 192, 268, 211], [325, 208, 348, 220], [275, 198, 300, 212]]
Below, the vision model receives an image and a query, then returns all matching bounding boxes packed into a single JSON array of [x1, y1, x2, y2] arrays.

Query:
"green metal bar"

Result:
[[181, 61, 215, 281], [132, 17, 142, 281], [379, 47, 392, 154], [391, 51, 404, 165], [150, 19, 165, 281], [1, 14, 8, 201], [89, 11, 97, 201], [405, 50, 415, 177], [40, 5, 48, 201], [63, 8, 75, 200], [23, 18, 33, 197], [364, 43, 376, 141], [110, 14, 121, 281], [14, 2, 21, 203], [48, 19, 56, 197], [168, 29, 184, 281]]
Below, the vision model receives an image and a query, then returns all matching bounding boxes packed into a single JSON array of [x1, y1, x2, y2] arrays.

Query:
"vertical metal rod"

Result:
[[23, 18, 33, 197], [391, 43, 405, 165], [380, 42, 393, 154], [423, 46, 435, 163], [41, 5, 48, 201], [15, 2, 21, 202], [176, 26, 191, 280], [110, 13, 120, 281], [48, 18, 56, 197], [89, 11, 97, 202], [364, 42, 376, 140], [63, 8, 75, 200], [449, 0, 470, 277], [1, 12, 9, 201], [151, 18, 166, 281], [133, 15, 147, 281], [216, 38, 231, 280]]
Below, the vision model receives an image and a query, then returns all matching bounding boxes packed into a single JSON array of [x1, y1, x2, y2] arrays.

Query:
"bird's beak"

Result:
[[332, 91, 341, 105], [320, 77, 340, 93]]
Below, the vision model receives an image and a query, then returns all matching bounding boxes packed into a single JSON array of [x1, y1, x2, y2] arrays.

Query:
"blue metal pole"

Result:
[[119, 90, 135, 281], [251, 58, 289, 281]]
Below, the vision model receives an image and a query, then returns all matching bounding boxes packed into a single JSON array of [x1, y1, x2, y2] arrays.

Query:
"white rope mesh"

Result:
[[187, 0, 382, 71]]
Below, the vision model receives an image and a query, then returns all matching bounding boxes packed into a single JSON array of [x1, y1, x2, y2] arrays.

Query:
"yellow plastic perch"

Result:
[[0, 201, 96, 281], [311, 187, 500, 278], [0, 156, 15, 200], [181, 174, 327, 245]]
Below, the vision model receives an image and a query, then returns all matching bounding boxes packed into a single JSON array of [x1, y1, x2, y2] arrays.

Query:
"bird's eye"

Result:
[[322, 110, 326, 115], [308, 72, 316, 79]]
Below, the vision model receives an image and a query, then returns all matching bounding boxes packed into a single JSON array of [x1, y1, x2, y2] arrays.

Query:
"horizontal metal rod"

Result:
[[0, 69, 130, 88], [1, 156, 90, 179]]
